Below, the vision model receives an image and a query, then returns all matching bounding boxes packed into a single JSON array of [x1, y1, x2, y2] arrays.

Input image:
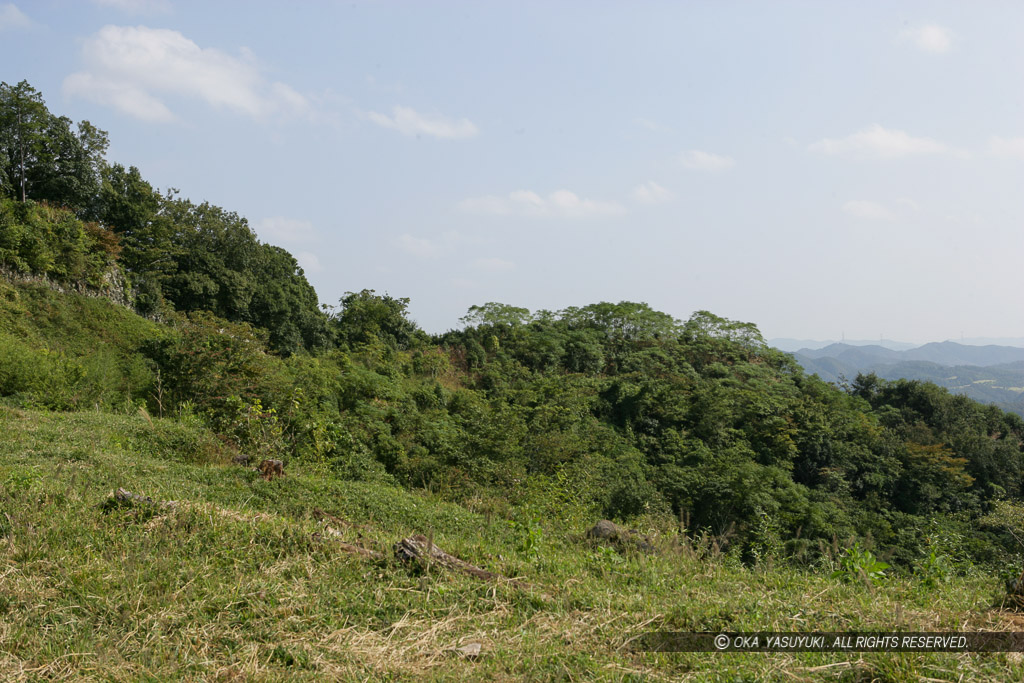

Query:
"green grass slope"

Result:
[[0, 279, 160, 410], [0, 279, 158, 354], [2, 407, 1024, 681]]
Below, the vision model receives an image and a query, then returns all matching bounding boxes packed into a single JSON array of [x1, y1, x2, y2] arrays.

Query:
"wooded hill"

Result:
[[3, 79, 1024, 574]]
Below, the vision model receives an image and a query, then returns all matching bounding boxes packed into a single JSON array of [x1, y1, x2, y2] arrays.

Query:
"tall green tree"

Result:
[[143, 195, 328, 353], [332, 289, 425, 350], [249, 244, 331, 354], [0, 81, 49, 202], [0, 81, 108, 209], [460, 302, 532, 328], [30, 117, 108, 210]]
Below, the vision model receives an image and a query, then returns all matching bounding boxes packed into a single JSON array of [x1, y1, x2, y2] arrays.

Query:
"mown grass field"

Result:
[[1, 407, 1024, 681]]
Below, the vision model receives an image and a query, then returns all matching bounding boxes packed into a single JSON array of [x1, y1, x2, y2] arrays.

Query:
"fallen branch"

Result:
[[394, 534, 509, 583]]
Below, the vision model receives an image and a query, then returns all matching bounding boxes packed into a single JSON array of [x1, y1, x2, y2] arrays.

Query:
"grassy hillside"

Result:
[[0, 277, 156, 348], [0, 278, 160, 411], [3, 406, 1024, 681]]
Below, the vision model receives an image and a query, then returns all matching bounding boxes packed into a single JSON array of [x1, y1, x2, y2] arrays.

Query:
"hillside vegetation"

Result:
[[4, 80, 1024, 680]]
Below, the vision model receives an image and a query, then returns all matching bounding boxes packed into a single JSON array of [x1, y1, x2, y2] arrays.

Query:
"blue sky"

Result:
[[3, 0, 1023, 342]]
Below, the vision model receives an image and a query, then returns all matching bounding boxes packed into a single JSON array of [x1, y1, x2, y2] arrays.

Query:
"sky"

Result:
[[2, 0, 1023, 343]]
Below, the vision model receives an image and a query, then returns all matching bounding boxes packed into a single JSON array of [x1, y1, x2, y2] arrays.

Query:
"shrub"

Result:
[[831, 542, 889, 584]]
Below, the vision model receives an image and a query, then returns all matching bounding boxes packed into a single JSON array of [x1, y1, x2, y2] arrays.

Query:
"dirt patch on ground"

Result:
[[314, 605, 503, 677], [995, 610, 1024, 629]]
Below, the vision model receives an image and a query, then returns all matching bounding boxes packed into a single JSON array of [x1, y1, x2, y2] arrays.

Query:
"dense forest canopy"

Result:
[[3, 80, 1024, 572]]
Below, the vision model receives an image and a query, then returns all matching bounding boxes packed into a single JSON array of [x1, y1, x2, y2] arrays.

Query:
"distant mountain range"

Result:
[[778, 341, 1024, 417], [769, 338, 919, 352], [769, 337, 1024, 352]]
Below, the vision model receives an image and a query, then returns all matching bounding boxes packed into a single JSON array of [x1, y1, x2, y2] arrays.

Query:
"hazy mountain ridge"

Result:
[[798, 344, 905, 363], [769, 338, 919, 352], [787, 342, 1024, 416], [770, 337, 1024, 353]]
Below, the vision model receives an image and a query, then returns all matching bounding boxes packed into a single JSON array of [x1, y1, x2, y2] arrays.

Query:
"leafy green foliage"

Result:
[[141, 311, 285, 422], [222, 396, 286, 463], [152, 197, 330, 354], [0, 199, 121, 287], [330, 289, 426, 351], [831, 542, 890, 584]]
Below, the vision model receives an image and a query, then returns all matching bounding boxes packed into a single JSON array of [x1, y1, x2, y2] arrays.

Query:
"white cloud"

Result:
[[842, 200, 896, 222], [0, 3, 31, 30], [393, 233, 440, 259], [63, 25, 309, 122], [809, 124, 949, 160], [631, 181, 673, 204], [547, 189, 625, 217], [367, 106, 478, 139], [253, 216, 315, 244], [458, 189, 626, 219], [63, 72, 175, 122], [899, 24, 953, 53], [990, 136, 1024, 160], [472, 257, 515, 272], [294, 251, 322, 274], [679, 149, 735, 171]]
